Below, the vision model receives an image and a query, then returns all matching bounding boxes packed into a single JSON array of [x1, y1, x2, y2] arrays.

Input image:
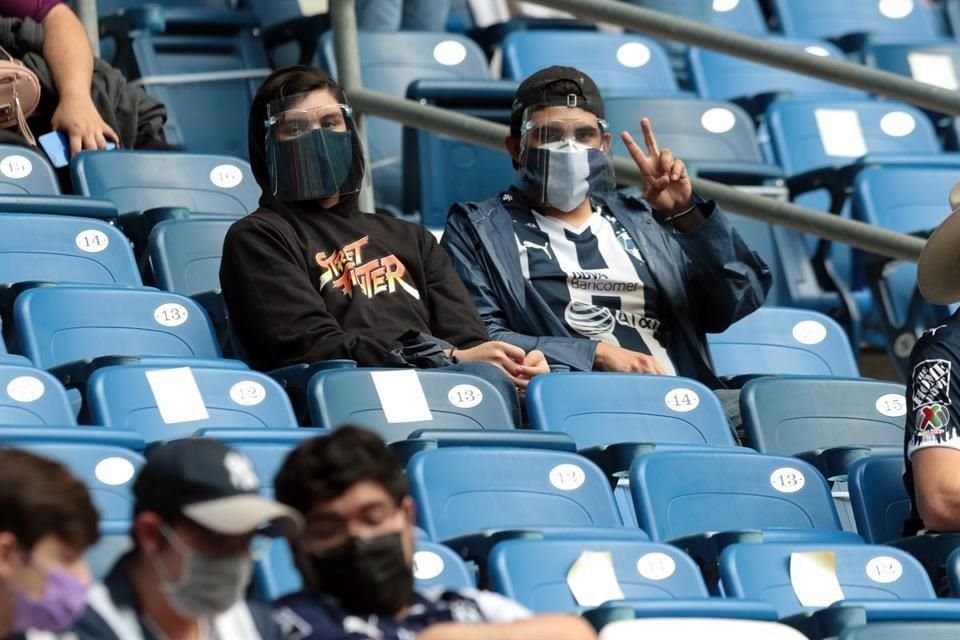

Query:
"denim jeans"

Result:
[[355, 0, 451, 31]]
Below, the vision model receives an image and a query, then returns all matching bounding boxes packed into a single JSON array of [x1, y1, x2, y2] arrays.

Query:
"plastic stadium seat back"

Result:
[[9, 431, 145, 528], [526, 373, 736, 449], [865, 43, 960, 94], [122, 30, 270, 157], [408, 447, 621, 541], [97, 0, 233, 14], [765, 99, 941, 176], [741, 377, 906, 456], [720, 542, 937, 618], [14, 285, 220, 369], [708, 307, 860, 377], [502, 31, 677, 97], [630, 450, 841, 541], [688, 37, 863, 101], [606, 97, 766, 164], [71, 150, 259, 217], [0, 214, 140, 287], [86, 365, 297, 442], [0, 364, 76, 426], [321, 31, 490, 214], [255, 538, 473, 601], [839, 622, 960, 640], [949, 548, 960, 598], [0, 145, 61, 194], [196, 428, 328, 497], [308, 369, 515, 441], [770, 0, 945, 42], [624, 0, 767, 36], [489, 538, 708, 612], [598, 618, 809, 640], [149, 218, 232, 295], [848, 455, 910, 544]]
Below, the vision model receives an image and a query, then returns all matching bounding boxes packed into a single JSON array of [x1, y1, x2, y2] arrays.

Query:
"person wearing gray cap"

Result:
[[901, 182, 960, 536], [64, 438, 303, 640], [441, 65, 771, 430]]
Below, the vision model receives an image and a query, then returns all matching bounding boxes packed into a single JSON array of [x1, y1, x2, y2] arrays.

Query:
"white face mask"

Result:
[[154, 525, 253, 619], [520, 138, 611, 213]]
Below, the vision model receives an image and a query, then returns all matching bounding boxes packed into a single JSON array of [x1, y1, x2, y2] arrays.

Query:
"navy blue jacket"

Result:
[[441, 188, 772, 388]]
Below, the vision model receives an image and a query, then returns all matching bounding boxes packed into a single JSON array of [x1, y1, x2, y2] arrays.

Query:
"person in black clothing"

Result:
[[220, 66, 548, 416]]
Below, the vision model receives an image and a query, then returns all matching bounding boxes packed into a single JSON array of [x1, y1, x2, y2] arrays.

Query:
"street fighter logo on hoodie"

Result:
[[315, 236, 421, 300]]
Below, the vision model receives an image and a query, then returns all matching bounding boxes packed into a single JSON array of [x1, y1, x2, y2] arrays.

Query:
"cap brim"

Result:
[[182, 494, 303, 537], [918, 201, 960, 305]]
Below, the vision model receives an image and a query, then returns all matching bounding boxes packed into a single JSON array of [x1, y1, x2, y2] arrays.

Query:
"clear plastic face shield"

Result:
[[264, 94, 365, 202], [518, 95, 615, 212]]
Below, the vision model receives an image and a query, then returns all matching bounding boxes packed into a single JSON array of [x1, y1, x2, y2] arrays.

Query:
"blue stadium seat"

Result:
[[850, 166, 958, 370], [630, 450, 850, 541], [149, 218, 231, 296], [606, 97, 778, 180], [13, 285, 220, 369], [720, 542, 960, 626], [0, 364, 75, 426], [71, 151, 259, 219], [839, 622, 960, 640], [770, 0, 945, 45], [526, 373, 736, 450], [864, 42, 960, 95], [307, 368, 515, 441], [688, 38, 864, 108], [949, 547, 960, 598], [740, 376, 905, 461], [0, 145, 61, 194], [321, 31, 490, 216], [86, 365, 297, 441], [593, 618, 810, 639], [0, 214, 140, 288], [489, 537, 773, 617], [625, 0, 767, 34], [108, 22, 270, 157], [707, 307, 860, 378], [407, 448, 623, 541], [5, 428, 146, 528], [502, 31, 677, 98], [194, 427, 327, 497], [254, 538, 473, 602], [847, 455, 909, 544]]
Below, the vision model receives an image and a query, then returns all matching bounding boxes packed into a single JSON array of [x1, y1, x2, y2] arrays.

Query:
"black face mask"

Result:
[[307, 532, 414, 615]]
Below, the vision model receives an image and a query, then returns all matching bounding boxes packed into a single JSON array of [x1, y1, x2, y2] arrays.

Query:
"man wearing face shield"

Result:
[[271, 427, 597, 640], [64, 439, 302, 639], [0, 450, 98, 639], [221, 66, 549, 420], [442, 66, 771, 413]]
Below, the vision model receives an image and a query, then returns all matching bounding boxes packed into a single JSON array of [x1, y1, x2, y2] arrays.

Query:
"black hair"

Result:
[[274, 427, 409, 516], [0, 449, 100, 552], [247, 65, 349, 191]]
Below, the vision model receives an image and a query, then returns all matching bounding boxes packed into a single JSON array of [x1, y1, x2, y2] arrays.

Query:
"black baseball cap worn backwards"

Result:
[[510, 65, 606, 138], [134, 438, 303, 536]]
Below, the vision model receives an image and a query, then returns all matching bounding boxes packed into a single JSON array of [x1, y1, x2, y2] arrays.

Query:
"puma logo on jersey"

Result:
[[521, 239, 552, 260]]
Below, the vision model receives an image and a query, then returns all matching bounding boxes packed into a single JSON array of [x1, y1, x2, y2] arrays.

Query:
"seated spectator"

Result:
[[902, 181, 960, 534], [356, 0, 450, 31], [0, 1, 169, 151], [441, 66, 771, 424], [66, 439, 301, 639], [221, 66, 548, 419], [0, 449, 98, 638], [272, 426, 598, 640]]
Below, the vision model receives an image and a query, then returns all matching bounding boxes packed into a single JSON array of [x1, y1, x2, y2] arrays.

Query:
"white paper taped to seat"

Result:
[[297, 0, 328, 16], [814, 109, 868, 158], [907, 52, 959, 90], [790, 550, 845, 607], [370, 370, 433, 424], [566, 550, 625, 607], [145, 367, 210, 424]]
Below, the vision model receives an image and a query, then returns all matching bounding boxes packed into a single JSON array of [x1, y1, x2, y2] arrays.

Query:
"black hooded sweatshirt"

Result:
[[219, 194, 489, 371]]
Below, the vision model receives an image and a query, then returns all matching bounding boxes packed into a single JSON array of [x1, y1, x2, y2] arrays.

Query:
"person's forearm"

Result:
[[42, 4, 94, 99], [422, 616, 597, 640]]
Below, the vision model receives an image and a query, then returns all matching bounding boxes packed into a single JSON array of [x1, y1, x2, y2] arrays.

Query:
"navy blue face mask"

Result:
[[269, 127, 358, 202]]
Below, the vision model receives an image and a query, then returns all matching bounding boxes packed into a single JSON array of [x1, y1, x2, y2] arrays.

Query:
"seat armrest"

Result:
[[669, 530, 766, 594], [795, 445, 901, 479], [580, 443, 657, 483], [267, 360, 358, 423]]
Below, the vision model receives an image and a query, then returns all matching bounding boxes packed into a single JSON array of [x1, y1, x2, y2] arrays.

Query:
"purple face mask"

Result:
[[12, 567, 89, 632]]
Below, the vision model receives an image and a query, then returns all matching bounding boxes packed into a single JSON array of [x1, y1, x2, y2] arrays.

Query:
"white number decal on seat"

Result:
[[770, 467, 806, 493], [154, 303, 189, 327]]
